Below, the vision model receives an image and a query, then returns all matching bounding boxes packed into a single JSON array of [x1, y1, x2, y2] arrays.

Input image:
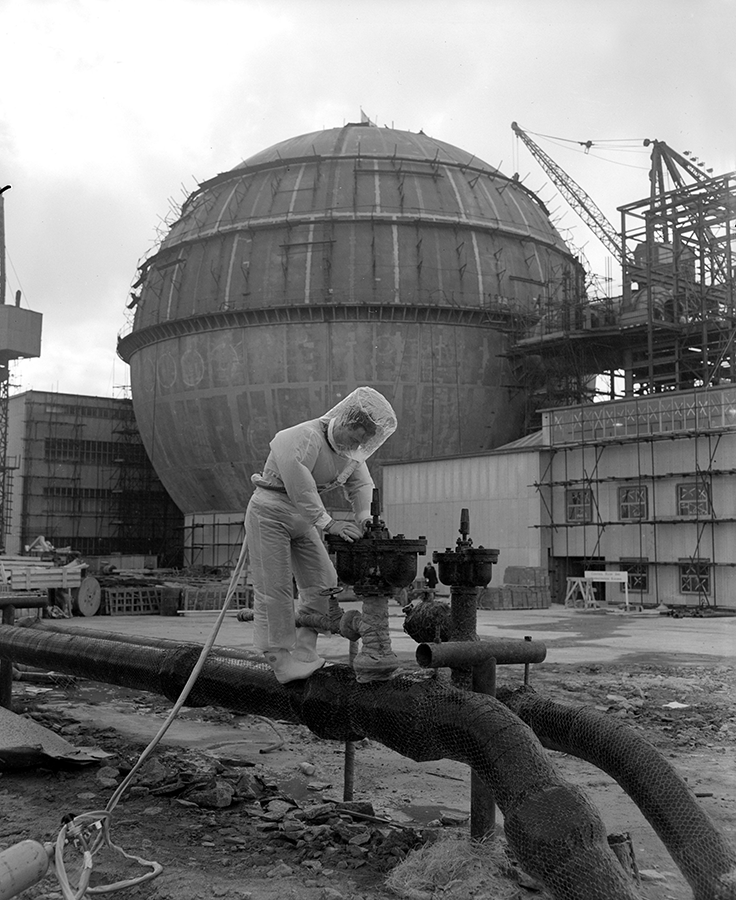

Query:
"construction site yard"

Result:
[[2, 606, 736, 900]]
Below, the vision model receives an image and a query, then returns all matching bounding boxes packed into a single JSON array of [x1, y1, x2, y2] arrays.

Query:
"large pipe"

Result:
[[0, 623, 638, 900], [9, 629, 735, 900], [499, 686, 736, 900]]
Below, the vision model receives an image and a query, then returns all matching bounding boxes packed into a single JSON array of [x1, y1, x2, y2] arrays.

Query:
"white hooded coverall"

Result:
[[246, 387, 397, 653]]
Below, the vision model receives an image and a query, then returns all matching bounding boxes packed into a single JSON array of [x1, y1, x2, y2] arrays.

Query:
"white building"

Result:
[[383, 385, 736, 611]]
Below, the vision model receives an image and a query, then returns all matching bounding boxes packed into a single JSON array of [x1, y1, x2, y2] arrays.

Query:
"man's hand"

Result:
[[325, 519, 363, 542]]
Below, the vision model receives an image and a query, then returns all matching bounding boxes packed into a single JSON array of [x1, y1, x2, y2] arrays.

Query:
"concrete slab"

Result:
[[41, 602, 736, 668], [0, 705, 111, 767]]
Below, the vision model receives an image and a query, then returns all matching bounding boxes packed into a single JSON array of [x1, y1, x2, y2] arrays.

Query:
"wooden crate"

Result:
[[104, 587, 162, 616], [182, 585, 253, 612]]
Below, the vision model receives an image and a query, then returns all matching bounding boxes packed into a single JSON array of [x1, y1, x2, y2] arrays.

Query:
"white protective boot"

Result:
[[263, 648, 325, 684], [294, 626, 322, 664]]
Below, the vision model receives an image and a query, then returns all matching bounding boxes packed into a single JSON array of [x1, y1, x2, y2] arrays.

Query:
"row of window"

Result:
[[566, 483, 711, 523], [35, 402, 135, 421], [44, 438, 148, 467], [44, 486, 113, 499], [618, 559, 710, 595]]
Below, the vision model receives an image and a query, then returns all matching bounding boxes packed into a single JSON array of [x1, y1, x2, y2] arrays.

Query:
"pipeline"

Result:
[[0, 624, 731, 899], [0, 623, 637, 900], [498, 685, 736, 900]]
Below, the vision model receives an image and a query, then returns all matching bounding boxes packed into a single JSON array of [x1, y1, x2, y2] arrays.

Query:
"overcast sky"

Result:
[[1, 0, 734, 398]]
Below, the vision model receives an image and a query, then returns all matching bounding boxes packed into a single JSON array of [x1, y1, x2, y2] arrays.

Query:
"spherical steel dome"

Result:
[[118, 122, 582, 515]]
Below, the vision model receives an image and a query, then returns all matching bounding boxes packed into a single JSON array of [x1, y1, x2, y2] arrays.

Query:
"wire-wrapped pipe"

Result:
[[498, 685, 736, 900], [0, 623, 639, 900]]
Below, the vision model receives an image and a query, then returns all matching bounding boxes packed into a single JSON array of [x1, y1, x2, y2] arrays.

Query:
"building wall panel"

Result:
[[382, 451, 544, 569]]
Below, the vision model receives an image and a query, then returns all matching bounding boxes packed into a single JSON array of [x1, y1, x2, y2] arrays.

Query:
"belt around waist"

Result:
[[255, 484, 287, 493]]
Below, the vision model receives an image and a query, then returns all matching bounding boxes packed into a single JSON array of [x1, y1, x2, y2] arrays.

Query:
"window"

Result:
[[619, 486, 648, 520], [677, 482, 711, 517], [45, 438, 148, 467], [679, 559, 710, 595], [566, 488, 593, 523], [620, 559, 649, 593]]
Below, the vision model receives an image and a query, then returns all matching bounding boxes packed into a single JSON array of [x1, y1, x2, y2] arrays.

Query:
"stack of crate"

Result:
[[478, 566, 551, 610]]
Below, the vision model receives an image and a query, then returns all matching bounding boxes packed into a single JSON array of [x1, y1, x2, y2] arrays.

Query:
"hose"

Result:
[[0, 635, 639, 900], [3, 540, 250, 900]]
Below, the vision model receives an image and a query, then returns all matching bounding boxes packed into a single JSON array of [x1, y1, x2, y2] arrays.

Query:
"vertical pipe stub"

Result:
[[432, 509, 500, 842], [434, 508, 498, 647], [433, 508, 499, 589]]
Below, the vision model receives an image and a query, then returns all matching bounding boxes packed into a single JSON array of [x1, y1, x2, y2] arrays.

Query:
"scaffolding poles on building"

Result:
[[535, 388, 736, 609], [10, 393, 182, 562], [0, 188, 43, 549]]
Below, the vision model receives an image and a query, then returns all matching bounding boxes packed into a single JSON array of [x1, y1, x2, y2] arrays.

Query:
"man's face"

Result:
[[332, 422, 368, 454]]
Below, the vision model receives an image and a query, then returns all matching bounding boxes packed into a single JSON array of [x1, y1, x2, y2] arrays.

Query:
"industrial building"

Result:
[[384, 384, 736, 610], [116, 120, 736, 605], [5, 391, 183, 565]]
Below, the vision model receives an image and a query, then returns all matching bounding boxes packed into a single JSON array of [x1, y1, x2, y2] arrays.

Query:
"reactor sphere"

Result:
[[117, 122, 583, 516]]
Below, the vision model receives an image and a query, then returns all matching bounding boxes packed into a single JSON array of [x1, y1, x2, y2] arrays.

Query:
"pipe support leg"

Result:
[[353, 594, 399, 683]]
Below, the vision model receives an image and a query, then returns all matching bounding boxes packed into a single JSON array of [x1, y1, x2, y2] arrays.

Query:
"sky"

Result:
[[1, 0, 734, 399]]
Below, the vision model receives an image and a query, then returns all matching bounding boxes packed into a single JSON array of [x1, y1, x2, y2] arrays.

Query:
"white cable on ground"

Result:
[[48, 534, 251, 900]]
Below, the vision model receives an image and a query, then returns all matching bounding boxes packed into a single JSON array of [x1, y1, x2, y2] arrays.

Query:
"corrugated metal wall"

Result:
[[382, 450, 546, 573]]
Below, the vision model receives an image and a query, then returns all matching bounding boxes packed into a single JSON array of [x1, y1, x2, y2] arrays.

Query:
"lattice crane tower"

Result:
[[0, 186, 42, 550]]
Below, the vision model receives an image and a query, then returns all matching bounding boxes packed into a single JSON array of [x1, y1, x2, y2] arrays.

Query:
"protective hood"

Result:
[[320, 386, 397, 462]]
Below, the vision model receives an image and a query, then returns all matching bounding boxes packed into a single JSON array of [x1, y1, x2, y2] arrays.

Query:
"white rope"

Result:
[[49, 533, 251, 898]]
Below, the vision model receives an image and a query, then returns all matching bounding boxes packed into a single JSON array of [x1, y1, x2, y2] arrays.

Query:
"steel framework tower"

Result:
[[0, 186, 42, 549], [508, 126, 736, 414]]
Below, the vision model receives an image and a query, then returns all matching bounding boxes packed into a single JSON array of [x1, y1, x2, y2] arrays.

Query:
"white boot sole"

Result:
[[274, 657, 326, 684]]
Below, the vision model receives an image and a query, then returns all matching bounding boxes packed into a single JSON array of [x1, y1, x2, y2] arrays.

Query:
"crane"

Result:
[[511, 123, 715, 268], [0, 188, 42, 550], [511, 121, 625, 264]]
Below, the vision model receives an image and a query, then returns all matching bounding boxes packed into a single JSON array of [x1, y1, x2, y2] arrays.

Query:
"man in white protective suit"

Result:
[[246, 386, 398, 684]]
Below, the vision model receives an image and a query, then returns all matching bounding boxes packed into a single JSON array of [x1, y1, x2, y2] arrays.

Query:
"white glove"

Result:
[[324, 519, 363, 542]]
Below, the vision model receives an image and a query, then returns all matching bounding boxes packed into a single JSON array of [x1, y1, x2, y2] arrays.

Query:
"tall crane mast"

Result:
[[0, 188, 42, 551], [511, 121, 625, 264]]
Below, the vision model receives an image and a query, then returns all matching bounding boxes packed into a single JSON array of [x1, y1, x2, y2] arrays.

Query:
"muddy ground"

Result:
[[2, 658, 735, 900]]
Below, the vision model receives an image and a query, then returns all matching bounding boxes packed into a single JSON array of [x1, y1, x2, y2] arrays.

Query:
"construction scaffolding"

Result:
[[506, 137, 736, 431], [536, 386, 736, 610], [8, 392, 183, 564], [181, 512, 246, 572], [619, 171, 736, 394], [110, 404, 183, 565]]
